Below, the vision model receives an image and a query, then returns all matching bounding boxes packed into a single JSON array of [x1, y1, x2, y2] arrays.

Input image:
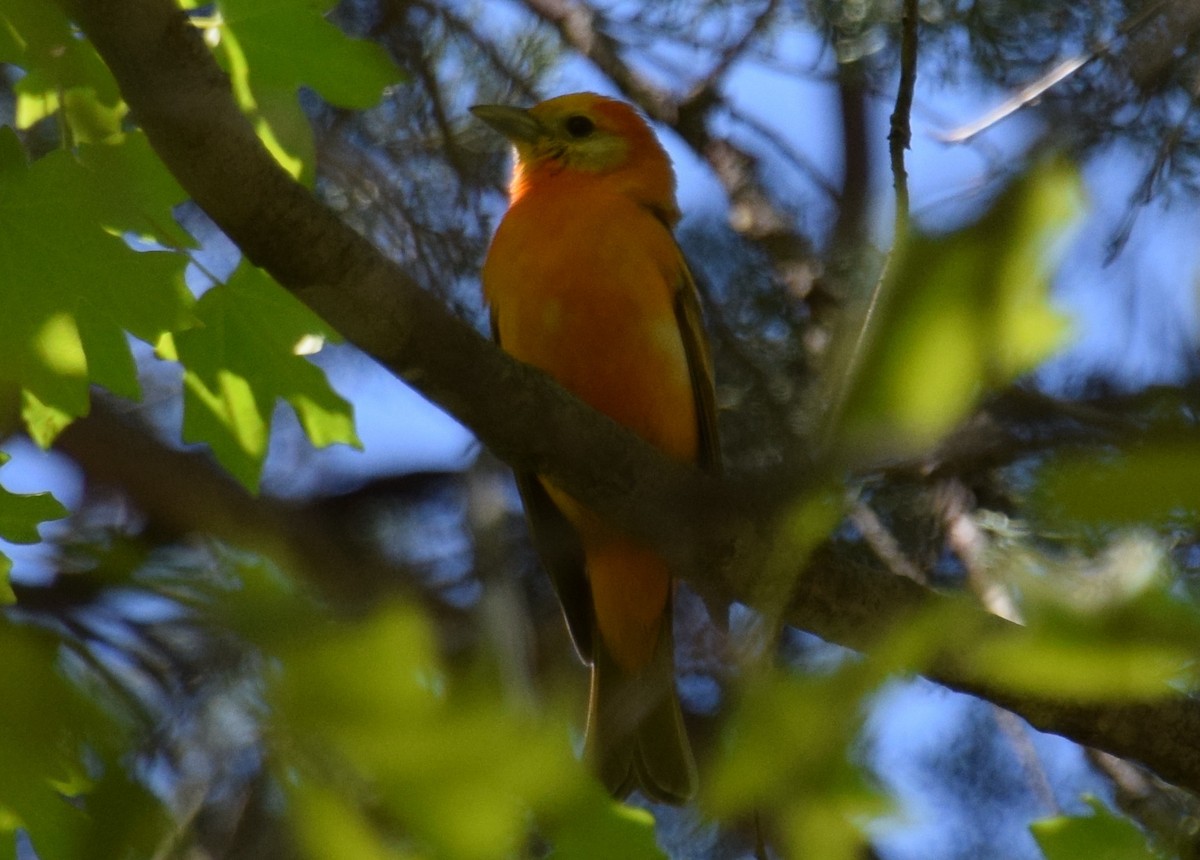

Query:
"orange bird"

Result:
[[472, 92, 719, 803]]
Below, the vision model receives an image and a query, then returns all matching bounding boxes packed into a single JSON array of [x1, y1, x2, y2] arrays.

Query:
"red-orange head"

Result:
[[471, 92, 680, 224]]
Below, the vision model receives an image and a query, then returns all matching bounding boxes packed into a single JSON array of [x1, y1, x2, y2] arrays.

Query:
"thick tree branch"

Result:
[[55, 0, 1200, 797], [55, 399, 408, 607]]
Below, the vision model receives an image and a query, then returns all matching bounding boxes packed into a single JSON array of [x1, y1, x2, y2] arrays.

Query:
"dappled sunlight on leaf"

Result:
[[165, 260, 361, 490], [3, 0, 122, 142], [0, 134, 192, 445], [208, 0, 404, 185]]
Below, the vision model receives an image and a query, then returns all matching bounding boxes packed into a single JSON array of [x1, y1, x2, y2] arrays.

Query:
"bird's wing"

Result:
[[674, 259, 722, 474], [491, 309, 594, 663]]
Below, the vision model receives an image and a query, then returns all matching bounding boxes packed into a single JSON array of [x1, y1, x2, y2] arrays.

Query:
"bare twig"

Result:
[[689, 0, 780, 98], [993, 707, 1061, 816], [848, 498, 928, 585], [887, 0, 919, 232], [819, 0, 919, 446], [939, 0, 1182, 144]]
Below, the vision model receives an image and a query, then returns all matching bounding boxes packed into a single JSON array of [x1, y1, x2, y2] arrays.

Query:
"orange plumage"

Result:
[[473, 92, 718, 803]]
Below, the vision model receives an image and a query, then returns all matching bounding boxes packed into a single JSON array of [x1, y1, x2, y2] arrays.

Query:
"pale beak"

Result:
[[470, 104, 545, 144]]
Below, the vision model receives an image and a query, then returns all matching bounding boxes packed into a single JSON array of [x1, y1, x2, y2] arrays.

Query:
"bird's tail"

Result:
[[584, 599, 697, 805]]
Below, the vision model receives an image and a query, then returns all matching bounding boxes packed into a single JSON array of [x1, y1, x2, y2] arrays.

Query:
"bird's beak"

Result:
[[470, 104, 545, 144]]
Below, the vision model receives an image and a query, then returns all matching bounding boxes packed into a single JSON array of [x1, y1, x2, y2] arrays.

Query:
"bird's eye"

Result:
[[564, 115, 595, 138]]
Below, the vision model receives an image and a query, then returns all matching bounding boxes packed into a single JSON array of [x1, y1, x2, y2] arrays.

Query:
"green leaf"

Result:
[[211, 0, 403, 182], [263, 603, 633, 860], [289, 781, 401, 860], [1037, 439, 1200, 527], [0, 146, 193, 444], [218, 0, 402, 110], [841, 160, 1079, 454], [78, 130, 194, 248], [0, 617, 94, 858], [705, 667, 887, 860], [964, 543, 1200, 701], [167, 261, 360, 490], [0, 462, 66, 544], [2, 0, 122, 138], [1032, 797, 1160, 860], [0, 451, 67, 604]]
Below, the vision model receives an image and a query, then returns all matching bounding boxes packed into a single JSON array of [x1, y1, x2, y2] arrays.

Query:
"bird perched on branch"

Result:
[[473, 92, 719, 804]]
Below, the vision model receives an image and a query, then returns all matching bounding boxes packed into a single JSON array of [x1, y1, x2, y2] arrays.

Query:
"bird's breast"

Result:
[[483, 191, 698, 463]]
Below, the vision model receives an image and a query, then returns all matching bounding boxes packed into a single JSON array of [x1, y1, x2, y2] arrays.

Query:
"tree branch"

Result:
[[55, 0, 723, 560], [54, 0, 1200, 797]]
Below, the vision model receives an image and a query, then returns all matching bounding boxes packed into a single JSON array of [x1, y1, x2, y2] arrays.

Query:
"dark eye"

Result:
[[564, 115, 595, 137]]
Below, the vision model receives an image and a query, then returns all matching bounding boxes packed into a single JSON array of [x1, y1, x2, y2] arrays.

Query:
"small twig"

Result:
[[727, 104, 841, 202], [938, 0, 1174, 144], [1104, 77, 1200, 263], [937, 477, 1022, 623], [820, 1, 919, 446], [848, 498, 928, 586], [690, 0, 780, 98], [993, 707, 1061, 815], [887, 0, 919, 233]]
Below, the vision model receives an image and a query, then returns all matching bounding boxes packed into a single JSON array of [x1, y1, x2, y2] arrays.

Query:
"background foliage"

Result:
[[2, 0, 1200, 858]]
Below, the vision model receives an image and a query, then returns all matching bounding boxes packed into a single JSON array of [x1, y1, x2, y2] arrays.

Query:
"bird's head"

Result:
[[471, 92, 679, 223]]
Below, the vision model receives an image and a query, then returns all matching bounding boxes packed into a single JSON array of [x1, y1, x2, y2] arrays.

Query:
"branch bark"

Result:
[[52, 0, 1200, 798]]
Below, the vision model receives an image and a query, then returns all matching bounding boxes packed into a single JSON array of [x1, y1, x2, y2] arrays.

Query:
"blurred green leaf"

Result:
[[841, 160, 1079, 453], [291, 780, 408, 859], [964, 543, 1200, 700], [1032, 796, 1160, 860], [0, 562, 171, 858], [264, 604, 661, 860], [162, 260, 360, 491], [706, 666, 887, 860], [0, 617, 99, 858], [547, 795, 662, 860], [1037, 439, 1200, 527]]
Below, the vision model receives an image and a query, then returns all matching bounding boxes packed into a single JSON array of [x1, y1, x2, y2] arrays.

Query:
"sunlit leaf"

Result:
[[1032, 797, 1160, 860], [841, 159, 1079, 454], [165, 260, 360, 490], [0, 136, 192, 444], [211, 0, 403, 182], [218, 0, 402, 110], [2, 0, 122, 138]]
